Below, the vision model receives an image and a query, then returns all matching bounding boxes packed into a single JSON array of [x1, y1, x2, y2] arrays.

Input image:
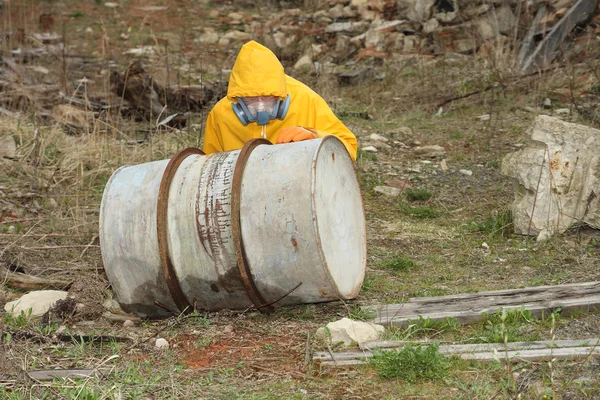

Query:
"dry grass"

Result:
[[1, 1, 600, 399]]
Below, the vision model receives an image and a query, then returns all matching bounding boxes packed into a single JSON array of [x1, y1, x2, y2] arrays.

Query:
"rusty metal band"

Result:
[[231, 138, 275, 313], [157, 147, 205, 313]]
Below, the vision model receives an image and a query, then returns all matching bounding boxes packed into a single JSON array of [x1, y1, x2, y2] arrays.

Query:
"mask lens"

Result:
[[241, 96, 278, 118]]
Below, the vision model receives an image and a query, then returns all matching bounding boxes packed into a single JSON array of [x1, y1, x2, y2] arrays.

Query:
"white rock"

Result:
[[4, 290, 68, 318], [389, 126, 414, 136], [476, 114, 491, 121], [197, 31, 219, 45], [294, 55, 313, 71], [361, 146, 378, 153], [123, 320, 135, 328], [123, 46, 155, 56], [422, 18, 439, 33], [228, 12, 244, 21], [374, 186, 401, 197], [316, 318, 384, 346], [482, 242, 489, 250], [325, 21, 369, 34], [0, 135, 17, 159], [329, 4, 345, 19], [103, 298, 124, 313], [413, 145, 446, 158], [365, 29, 385, 48], [459, 169, 473, 176], [155, 338, 169, 349], [223, 30, 251, 41], [502, 116, 600, 238], [402, 0, 436, 22], [373, 20, 405, 32], [370, 133, 389, 142], [104, 2, 119, 8], [555, 108, 571, 116]]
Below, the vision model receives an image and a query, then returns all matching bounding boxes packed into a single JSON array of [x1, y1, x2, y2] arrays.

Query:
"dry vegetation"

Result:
[[1, 0, 600, 399]]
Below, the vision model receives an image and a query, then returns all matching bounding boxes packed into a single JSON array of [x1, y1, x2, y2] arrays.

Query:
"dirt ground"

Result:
[[1, 1, 600, 399]]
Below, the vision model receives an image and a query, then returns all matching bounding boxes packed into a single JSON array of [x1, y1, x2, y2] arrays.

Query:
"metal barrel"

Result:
[[99, 137, 366, 318]]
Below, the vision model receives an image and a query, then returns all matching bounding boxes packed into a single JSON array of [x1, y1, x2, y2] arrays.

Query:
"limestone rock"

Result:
[[223, 30, 251, 41], [492, 6, 515, 35], [370, 133, 389, 142], [0, 135, 17, 159], [350, 0, 368, 7], [325, 21, 369, 34], [294, 55, 313, 71], [316, 318, 384, 346], [374, 186, 401, 197], [123, 319, 135, 328], [361, 145, 378, 153], [501, 116, 600, 239], [197, 30, 219, 45], [398, 0, 436, 22], [155, 338, 169, 349], [4, 290, 68, 318], [423, 18, 440, 34], [413, 145, 446, 158], [329, 4, 344, 19]]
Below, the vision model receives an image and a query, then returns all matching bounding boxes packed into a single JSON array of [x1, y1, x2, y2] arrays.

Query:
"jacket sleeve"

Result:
[[201, 109, 224, 154], [310, 95, 358, 161]]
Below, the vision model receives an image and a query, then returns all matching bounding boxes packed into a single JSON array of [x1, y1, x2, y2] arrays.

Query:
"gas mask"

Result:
[[232, 95, 290, 126]]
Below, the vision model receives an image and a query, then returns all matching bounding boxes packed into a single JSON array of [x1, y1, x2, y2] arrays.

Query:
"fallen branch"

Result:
[[16, 245, 100, 251], [0, 267, 72, 291]]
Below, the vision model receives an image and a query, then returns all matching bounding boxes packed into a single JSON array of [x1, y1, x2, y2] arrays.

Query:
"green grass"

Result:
[[469, 209, 513, 237], [465, 307, 547, 344], [369, 344, 452, 382], [399, 203, 441, 219], [357, 148, 378, 162], [378, 255, 420, 272], [386, 317, 459, 340], [404, 188, 433, 202]]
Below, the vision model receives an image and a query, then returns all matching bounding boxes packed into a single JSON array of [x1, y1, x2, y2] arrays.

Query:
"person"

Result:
[[201, 40, 358, 161]]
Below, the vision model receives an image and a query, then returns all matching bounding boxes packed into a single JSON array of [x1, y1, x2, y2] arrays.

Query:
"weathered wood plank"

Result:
[[517, 5, 547, 69], [27, 369, 102, 381], [315, 339, 600, 367], [315, 338, 600, 361], [521, 0, 598, 72], [359, 339, 599, 351], [318, 347, 600, 367], [372, 296, 600, 326], [363, 282, 600, 326]]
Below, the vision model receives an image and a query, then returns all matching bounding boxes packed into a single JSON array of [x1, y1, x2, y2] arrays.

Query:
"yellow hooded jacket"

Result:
[[202, 41, 358, 161]]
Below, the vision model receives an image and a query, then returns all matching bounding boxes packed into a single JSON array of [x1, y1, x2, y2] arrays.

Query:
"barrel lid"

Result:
[[311, 136, 367, 299]]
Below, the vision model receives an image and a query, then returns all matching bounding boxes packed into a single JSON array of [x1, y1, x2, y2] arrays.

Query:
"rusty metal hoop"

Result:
[[157, 147, 205, 313], [231, 138, 275, 313]]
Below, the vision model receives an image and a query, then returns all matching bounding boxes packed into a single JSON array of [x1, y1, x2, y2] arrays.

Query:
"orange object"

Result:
[[276, 127, 317, 144]]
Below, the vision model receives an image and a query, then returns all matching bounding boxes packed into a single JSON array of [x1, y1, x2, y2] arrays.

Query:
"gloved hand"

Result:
[[276, 126, 317, 144]]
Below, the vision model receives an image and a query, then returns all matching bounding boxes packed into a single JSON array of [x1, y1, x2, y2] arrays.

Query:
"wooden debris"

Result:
[[110, 60, 225, 125], [521, 0, 598, 72], [27, 368, 108, 381], [314, 338, 600, 367], [517, 5, 547, 69], [363, 281, 600, 326], [0, 267, 72, 291]]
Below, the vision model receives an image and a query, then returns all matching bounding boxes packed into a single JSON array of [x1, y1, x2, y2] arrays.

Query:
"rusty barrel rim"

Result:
[[231, 138, 275, 313], [157, 147, 205, 313]]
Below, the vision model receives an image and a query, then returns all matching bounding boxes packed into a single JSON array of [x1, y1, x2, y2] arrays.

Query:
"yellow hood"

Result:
[[227, 41, 287, 100]]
